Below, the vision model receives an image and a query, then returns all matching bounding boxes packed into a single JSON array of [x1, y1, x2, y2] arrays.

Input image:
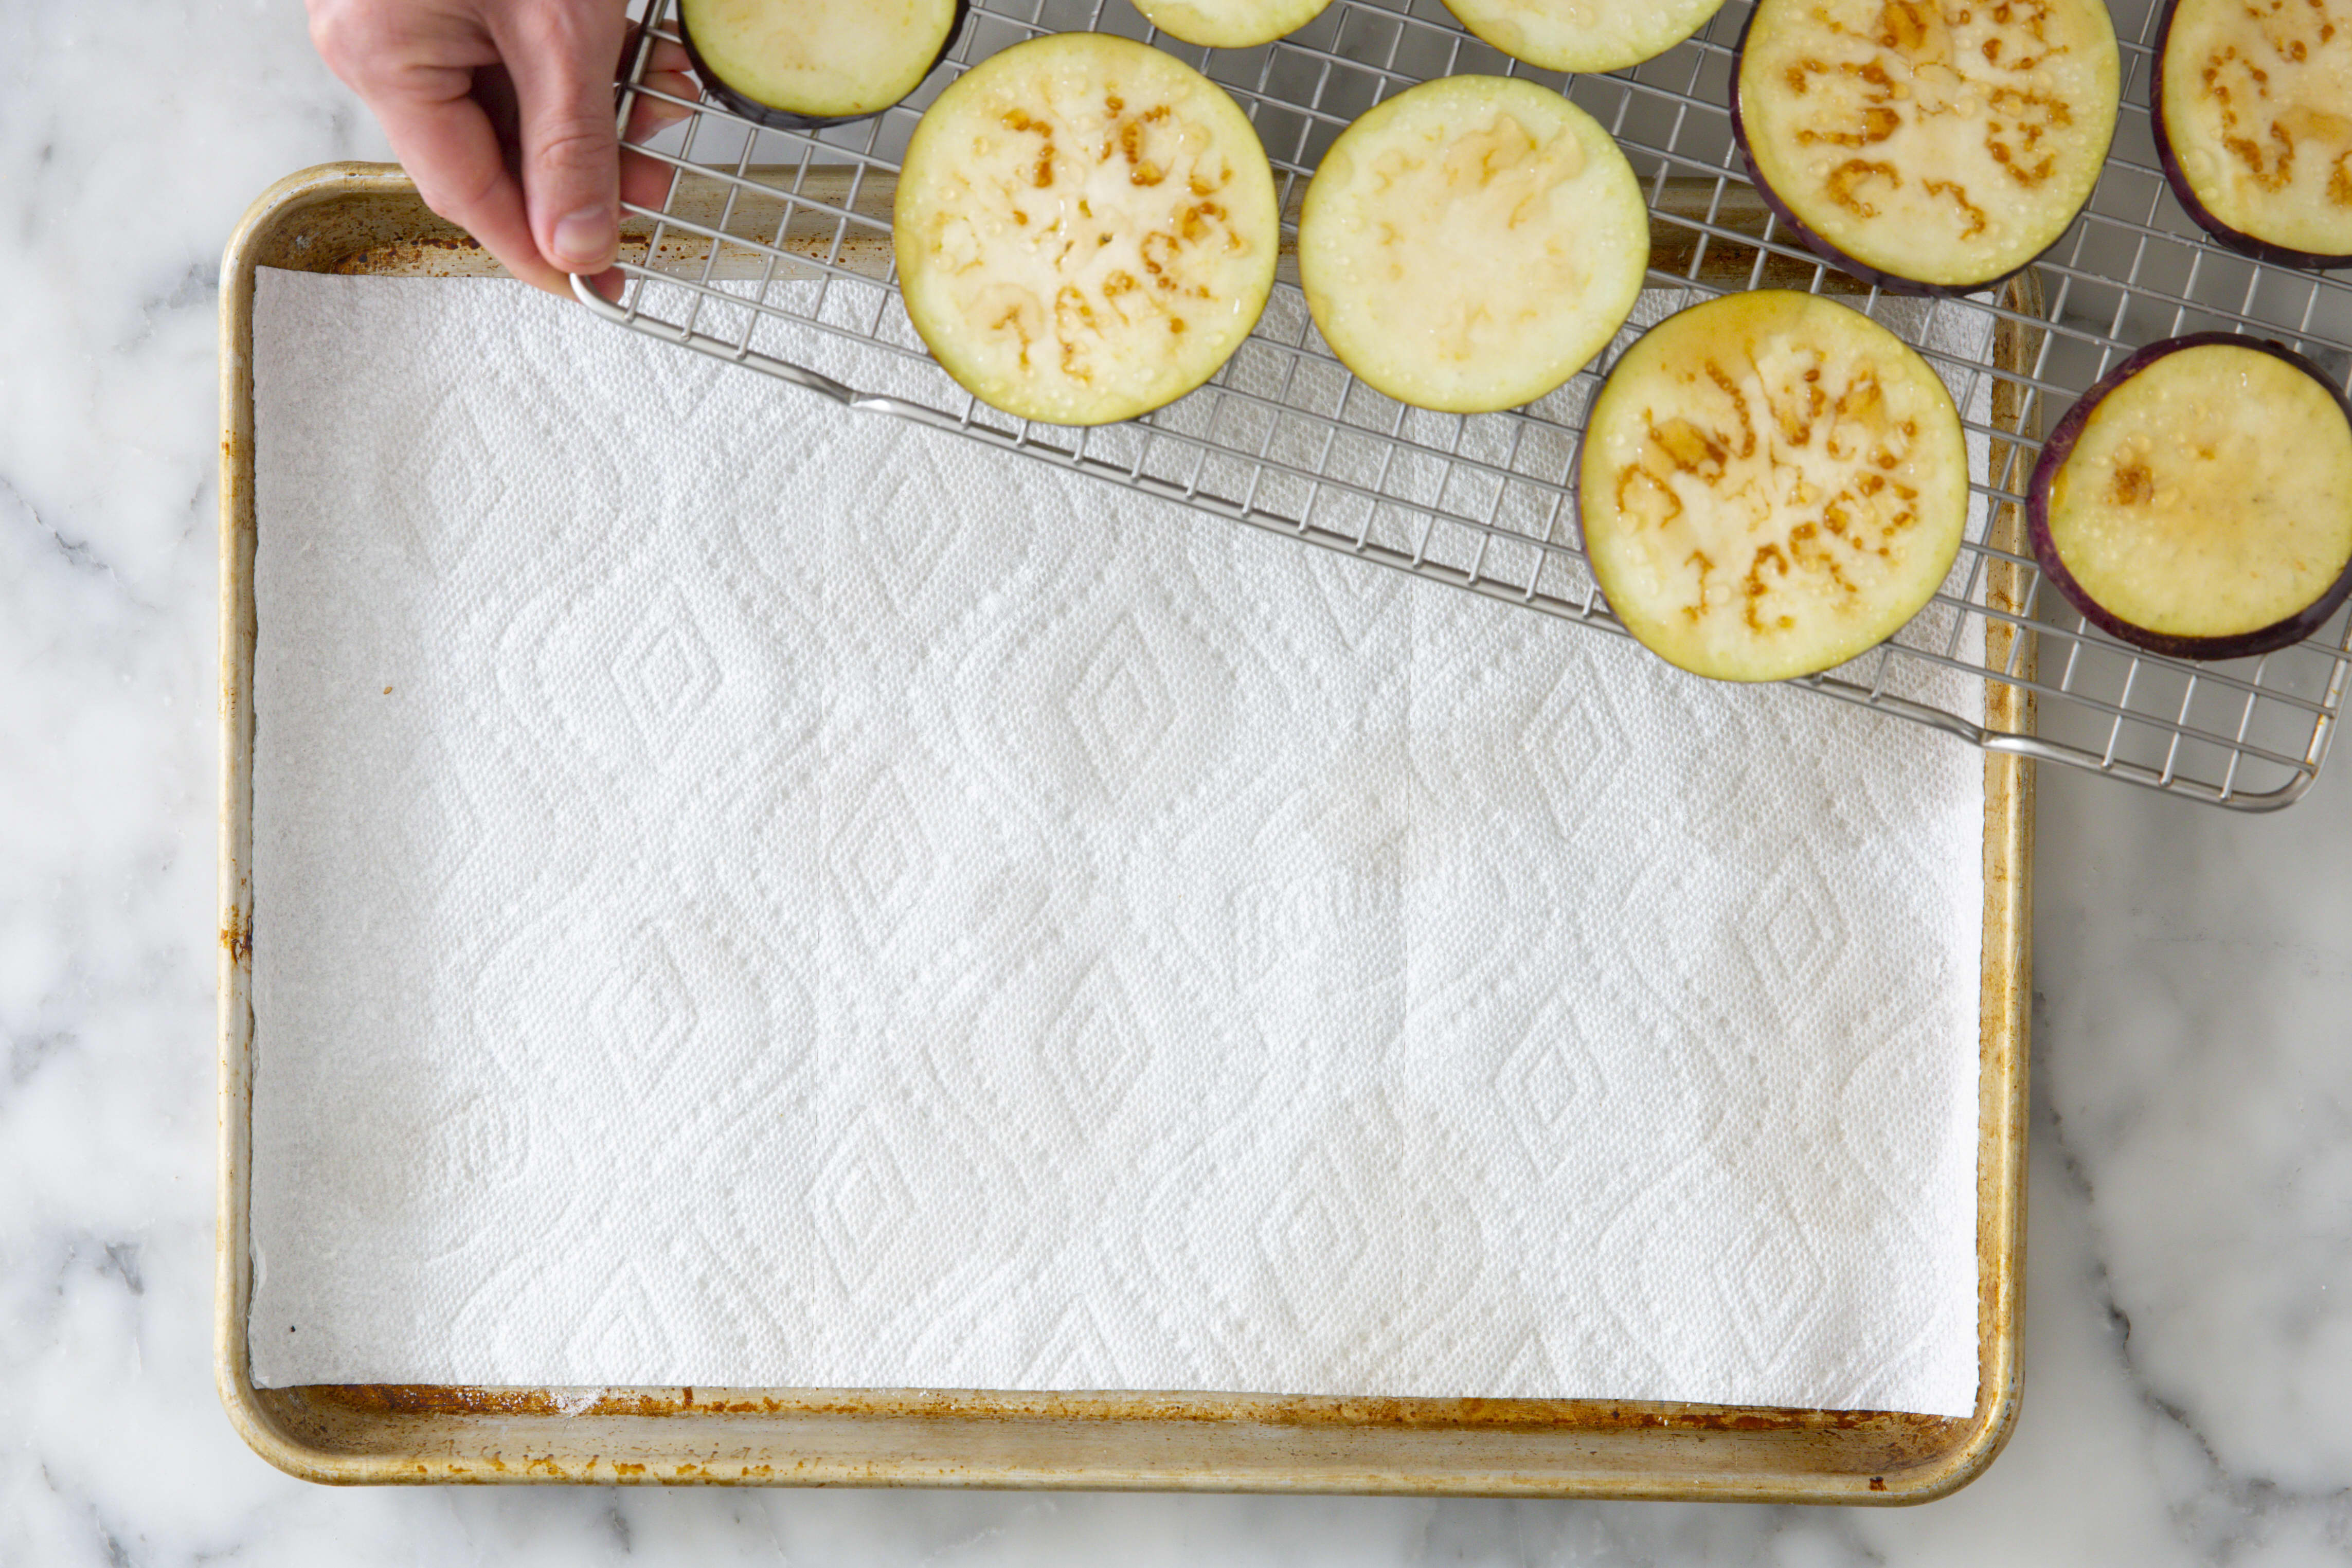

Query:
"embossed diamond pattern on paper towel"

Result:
[[1068, 617, 1178, 799], [1739, 845, 1850, 995], [1040, 962, 1154, 1128], [393, 391, 508, 575], [810, 1120, 920, 1292], [1527, 665, 1625, 843], [828, 773, 935, 951], [590, 927, 698, 1101], [374, 732, 480, 903], [246, 273, 1987, 1417], [1497, 991, 1609, 1170], [613, 584, 723, 758]]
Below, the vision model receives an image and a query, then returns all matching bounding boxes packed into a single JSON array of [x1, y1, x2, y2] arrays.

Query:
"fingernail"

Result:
[[552, 205, 617, 271]]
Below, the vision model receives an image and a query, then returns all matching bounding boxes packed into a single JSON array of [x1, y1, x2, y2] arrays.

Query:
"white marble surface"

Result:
[[5, 2, 2352, 1561]]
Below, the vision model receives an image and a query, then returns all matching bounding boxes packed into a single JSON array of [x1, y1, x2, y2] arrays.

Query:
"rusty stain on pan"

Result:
[[219, 164, 2033, 1501], [308, 1381, 1947, 1432], [220, 907, 252, 968]]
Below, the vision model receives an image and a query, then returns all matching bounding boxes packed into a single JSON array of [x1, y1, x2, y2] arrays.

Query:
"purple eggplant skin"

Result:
[[1727, 5, 2092, 298], [2150, 0, 2352, 272], [674, 0, 971, 133], [2026, 331, 2352, 662]]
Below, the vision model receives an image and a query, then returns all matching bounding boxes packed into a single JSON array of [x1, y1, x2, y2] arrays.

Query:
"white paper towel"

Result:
[[248, 268, 1987, 1415]]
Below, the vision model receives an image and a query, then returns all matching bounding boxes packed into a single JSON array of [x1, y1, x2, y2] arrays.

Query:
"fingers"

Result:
[[625, 67, 698, 142], [620, 81, 693, 212], [371, 67, 576, 296], [618, 28, 695, 120], [619, 38, 697, 271], [494, 1, 632, 277], [310, 1, 701, 299], [620, 34, 695, 209], [620, 147, 681, 223], [310, 2, 580, 296]]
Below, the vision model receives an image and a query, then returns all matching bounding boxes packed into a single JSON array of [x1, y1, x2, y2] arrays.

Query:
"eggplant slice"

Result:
[[1438, 0, 1727, 75], [2027, 334, 2352, 661], [1132, 0, 1336, 51], [1581, 291, 1970, 683], [893, 34, 1280, 427], [2154, 0, 2352, 268], [1297, 77, 1648, 414], [1733, 0, 2120, 292], [679, 0, 966, 128]]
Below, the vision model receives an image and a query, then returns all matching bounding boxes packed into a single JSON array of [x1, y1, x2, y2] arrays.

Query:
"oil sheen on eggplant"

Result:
[[893, 34, 1280, 426], [1733, 0, 2120, 291], [1437, 0, 1728, 74], [1581, 291, 1970, 682], [2154, 0, 2352, 267], [679, 0, 963, 126], [1130, 0, 1335, 50], [2029, 335, 2352, 660], [1297, 77, 1647, 413]]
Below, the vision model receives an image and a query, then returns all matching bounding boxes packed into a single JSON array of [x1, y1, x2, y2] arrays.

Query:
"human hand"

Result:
[[308, 0, 696, 296]]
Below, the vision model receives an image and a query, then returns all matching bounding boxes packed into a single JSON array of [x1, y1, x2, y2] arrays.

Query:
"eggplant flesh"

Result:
[[1132, 0, 1335, 51], [679, 0, 965, 128], [892, 34, 1280, 427], [1297, 77, 1648, 414], [2028, 335, 2352, 660], [1733, 0, 2120, 292], [2155, 0, 2352, 268], [1437, 0, 1727, 75], [1580, 291, 1970, 683]]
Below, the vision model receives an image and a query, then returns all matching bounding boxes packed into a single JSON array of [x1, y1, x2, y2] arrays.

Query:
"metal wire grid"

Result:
[[578, 0, 2352, 809]]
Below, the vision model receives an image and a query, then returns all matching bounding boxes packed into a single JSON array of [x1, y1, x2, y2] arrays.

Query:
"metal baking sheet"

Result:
[[217, 164, 2031, 1500]]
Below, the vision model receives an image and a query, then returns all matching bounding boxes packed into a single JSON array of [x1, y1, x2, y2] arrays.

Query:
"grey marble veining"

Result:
[[7, 1, 2352, 1560]]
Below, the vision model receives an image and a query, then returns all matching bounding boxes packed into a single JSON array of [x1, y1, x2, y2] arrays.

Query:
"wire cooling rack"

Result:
[[578, 0, 2352, 809]]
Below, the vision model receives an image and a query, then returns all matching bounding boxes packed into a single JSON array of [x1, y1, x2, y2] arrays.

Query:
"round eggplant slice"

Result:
[[1438, 0, 1727, 75], [679, 0, 965, 128], [1581, 291, 1969, 683], [1297, 77, 1647, 414], [1732, 0, 2121, 293], [1132, 0, 1335, 51], [893, 34, 1280, 427], [2154, 0, 2352, 268], [2027, 334, 2352, 661]]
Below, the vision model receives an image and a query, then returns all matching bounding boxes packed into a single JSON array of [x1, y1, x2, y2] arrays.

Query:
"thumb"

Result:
[[497, 3, 630, 275]]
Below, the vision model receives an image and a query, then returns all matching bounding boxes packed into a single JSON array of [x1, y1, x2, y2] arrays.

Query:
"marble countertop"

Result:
[[6, 3, 2351, 1561]]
